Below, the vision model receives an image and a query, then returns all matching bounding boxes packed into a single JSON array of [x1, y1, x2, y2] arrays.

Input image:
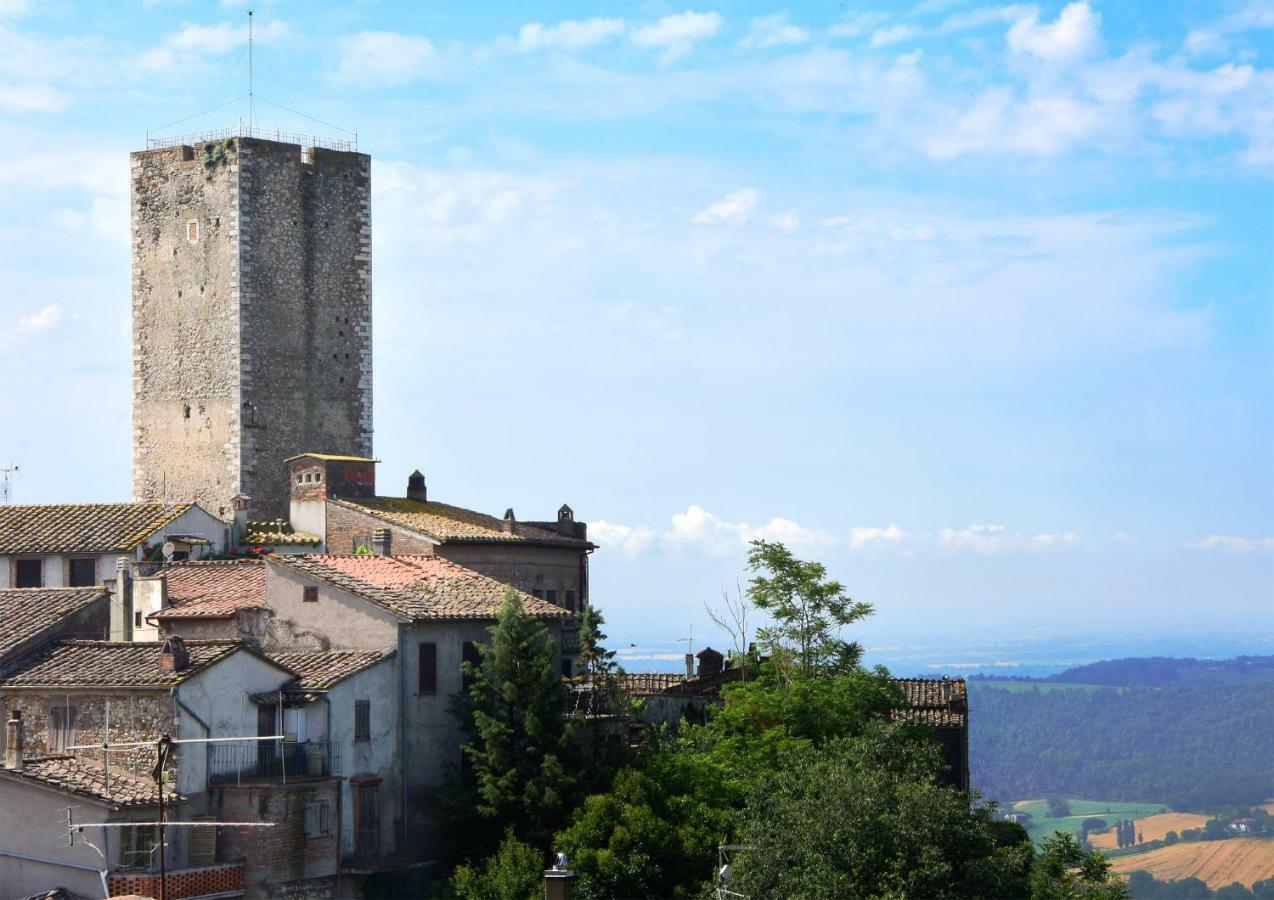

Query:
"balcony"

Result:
[[208, 740, 341, 784]]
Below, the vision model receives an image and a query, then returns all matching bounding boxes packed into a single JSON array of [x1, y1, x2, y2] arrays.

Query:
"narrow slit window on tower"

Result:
[[183, 404, 191, 419], [186, 220, 199, 243]]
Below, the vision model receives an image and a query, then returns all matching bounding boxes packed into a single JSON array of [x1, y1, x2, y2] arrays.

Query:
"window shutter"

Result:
[[418, 643, 437, 695]]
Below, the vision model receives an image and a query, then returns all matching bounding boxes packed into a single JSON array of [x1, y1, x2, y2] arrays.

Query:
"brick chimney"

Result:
[[502, 509, 516, 535], [5, 710, 23, 772], [372, 527, 392, 556], [159, 636, 189, 674], [407, 470, 427, 503]]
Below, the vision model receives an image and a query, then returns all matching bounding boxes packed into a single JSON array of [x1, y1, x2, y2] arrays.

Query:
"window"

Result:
[[134, 611, 143, 629], [49, 705, 77, 752], [354, 780, 380, 856], [303, 586, 318, 603], [296, 474, 303, 484], [462, 642, 481, 694], [283, 707, 306, 742], [564, 591, 576, 613], [562, 658, 574, 678], [355, 700, 371, 742], [15, 559, 41, 588], [119, 825, 157, 870], [186, 220, 198, 243], [546, 590, 558, 605], [418, 642, 437, 695], [304, 795, 331, 839], [68, 558, 96, 587], [532, 589, 543, 599]]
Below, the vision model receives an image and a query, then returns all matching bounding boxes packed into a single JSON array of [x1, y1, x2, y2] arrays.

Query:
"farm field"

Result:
[[1110, 838, 1274, 889], [1011, 799, 1169, 845], [1089, 812, 1211, 850]]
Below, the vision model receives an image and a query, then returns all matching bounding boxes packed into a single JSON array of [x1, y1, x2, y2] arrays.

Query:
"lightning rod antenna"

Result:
[[248, 10, 255, 129], [0, 464, 18, 505]]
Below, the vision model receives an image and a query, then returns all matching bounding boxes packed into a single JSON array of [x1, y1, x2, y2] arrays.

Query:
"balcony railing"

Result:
[[341, 826, 381, 860], [208, 740, 340, 784]]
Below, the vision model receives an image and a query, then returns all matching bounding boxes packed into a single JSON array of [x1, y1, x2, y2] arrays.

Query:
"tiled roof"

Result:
[[889, 678, 968, 728], [0, 588, 106, 661], [331, 497, 592, 547], [242, 521, 322, 546], [620, 673, 688, 694], [1, 754, 180, 808], [266, 649, 393, 690], [0, 502, 195, 554], [151, 560, 266, 620], [271, 555, 573, 622], [0, 640, 248, 688], [284, 453, 377, 463]]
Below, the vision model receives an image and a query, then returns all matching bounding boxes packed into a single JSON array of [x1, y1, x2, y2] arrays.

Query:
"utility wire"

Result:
[[255, 95, 356, 136], [149, 95, 246, 137]]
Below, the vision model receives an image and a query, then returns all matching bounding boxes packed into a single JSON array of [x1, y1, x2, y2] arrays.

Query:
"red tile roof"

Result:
[[0, 502, 197, 554], [150, 559, 266, 620], [0, 588, 106, 661], [270, 555, 572, 622], [0, 640, 269, 689], [1, 755, 180, 808]]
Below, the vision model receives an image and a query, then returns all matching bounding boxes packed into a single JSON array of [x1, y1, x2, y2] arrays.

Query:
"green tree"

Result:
[[455, 590, 576, 848], [448, 829, 543, 900], [1029, 832, 1129, 899], [575, 604, 624, 716], [729, 722, 1034, 899], [745, 540, 873, 678]]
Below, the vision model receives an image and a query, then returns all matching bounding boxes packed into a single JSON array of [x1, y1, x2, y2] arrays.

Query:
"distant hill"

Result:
[[968, 657, 1274, 810]]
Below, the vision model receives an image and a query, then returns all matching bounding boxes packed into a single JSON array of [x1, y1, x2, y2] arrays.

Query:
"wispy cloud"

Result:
[[514, 17, 625, 52], [1190, 534, 1274, 553], [740, 13, 809, 49], [632, 10, 724, 63], [1006, 1, 1101, 63], [938, 524, 1082, 554], [693, 187, 758, 225], [335, 31, 436, 86], [1, 305, 63, 350]]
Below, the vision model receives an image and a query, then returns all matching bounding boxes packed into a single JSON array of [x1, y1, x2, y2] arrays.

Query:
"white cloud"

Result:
[[923, 86, 1102, 159], [694, 187, 758, 225], [1006, 1, 1101, 62], [632, 11, 723, 62], [940, 5, 1033, 33], [938, 523, 1081, 553], [2, 305, 63, 349], [871, 25, 920, 47], [849, 524, 909, 550], [591, 520, 658, 558], [829, 11, 890, 39], [1190, 534, 1274, 553], [769, 210, 800, 231], [0, 84, 69, 113], [516, 18, 625, 52], [0, 0, 31, 17], [336, 31, 436, 86], [740, 14, 809, 49], [663, 505, 837, 557], [165, 20, 289, 55]]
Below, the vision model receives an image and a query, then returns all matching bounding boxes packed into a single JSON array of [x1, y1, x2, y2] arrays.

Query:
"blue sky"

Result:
[[1, 0, 1271, 671]]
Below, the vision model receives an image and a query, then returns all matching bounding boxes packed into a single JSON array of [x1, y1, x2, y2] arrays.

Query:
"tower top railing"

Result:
[[146, 125, 358, 153]]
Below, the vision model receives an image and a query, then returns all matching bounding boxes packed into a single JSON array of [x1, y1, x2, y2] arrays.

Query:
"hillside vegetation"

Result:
[[969, 679, 1274, 809]]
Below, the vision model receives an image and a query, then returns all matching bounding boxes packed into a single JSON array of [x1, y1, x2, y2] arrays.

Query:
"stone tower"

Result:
[[131, 136, 373, 520]]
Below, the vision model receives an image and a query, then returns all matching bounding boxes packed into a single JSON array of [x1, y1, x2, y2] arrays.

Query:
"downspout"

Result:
[[398, 624, 408, 855], [324, 693, 340, 894]]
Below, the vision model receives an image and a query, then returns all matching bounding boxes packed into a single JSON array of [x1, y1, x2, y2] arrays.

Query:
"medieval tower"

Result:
[[131, 135, 373, 521]]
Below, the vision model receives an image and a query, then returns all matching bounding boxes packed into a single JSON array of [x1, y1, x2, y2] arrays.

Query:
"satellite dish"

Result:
[[161, 542, 176, 563]]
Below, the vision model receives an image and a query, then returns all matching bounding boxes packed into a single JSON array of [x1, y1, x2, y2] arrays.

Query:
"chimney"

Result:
[[110, 558, 134, 642], [502, 509, 516, 535], [5, 710, 23, 772], [556, 504, 575, 538], [159, 636, 189, 674], [232, 493, 252, 546], [407, 470, 427, 503], [372, 527, 392, 556], [684, 653, 695, 679], [544, 853, 575, 900]]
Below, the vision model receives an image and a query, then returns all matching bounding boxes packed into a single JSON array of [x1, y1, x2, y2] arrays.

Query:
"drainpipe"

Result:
[[324, 693, 341, 895], [398, 625, 408, 855]]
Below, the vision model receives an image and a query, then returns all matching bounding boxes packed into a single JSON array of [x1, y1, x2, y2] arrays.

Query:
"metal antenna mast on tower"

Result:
[[0, 464, 18, 504], [248, 10, 255, 129]]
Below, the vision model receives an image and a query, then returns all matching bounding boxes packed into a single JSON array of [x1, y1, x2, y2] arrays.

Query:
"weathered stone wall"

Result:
[[324, 504, 436, 556], [132, 137, 372, 522], [132, 141, 243, 519], [239, 140, 373, 520], [212, 780, 339, 894]]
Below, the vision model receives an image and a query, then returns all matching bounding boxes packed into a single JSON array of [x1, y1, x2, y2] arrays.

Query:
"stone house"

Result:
[[258, 553, 572, 857], [0, 711, 209, 900], [0, 502, 227, 590], [0, 586, 109, 668], [147, 558, 271, 643]]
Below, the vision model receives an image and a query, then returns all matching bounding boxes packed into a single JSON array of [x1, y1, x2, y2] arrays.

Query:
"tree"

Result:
[[1164, 830, 1179, 845], [745, 540, 873, 678], [455, 590, 576, 849], [705, 580, 753, 680], [575, 604, 623, 716], [1029, 832, 1129, 899], [729, 723, 1034, 899], [1049, 797, 1073, 818], [448, 829, 543, 900]]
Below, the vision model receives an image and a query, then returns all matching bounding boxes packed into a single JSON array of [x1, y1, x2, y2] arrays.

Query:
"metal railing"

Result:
[[208, 739, 340, 784], [341, 826, 380, 860], [146, 125, 357, 153]]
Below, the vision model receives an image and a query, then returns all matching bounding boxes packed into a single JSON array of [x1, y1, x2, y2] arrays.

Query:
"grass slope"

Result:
[[1012, 799, 1169, 845]]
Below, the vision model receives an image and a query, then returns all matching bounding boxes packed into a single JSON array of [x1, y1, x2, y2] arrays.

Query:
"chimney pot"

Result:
[[5, 710, 24, 772], [407, 470, 427, 503], [372, 527, 392, 556], [502, 509, 516, 535], [159, 636, 189, 674]]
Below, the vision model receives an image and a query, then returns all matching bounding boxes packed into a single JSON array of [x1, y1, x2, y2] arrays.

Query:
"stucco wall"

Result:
[[262, 562, 400, 652], [0, 774, 120, 898], [327, 659, 400, 857]]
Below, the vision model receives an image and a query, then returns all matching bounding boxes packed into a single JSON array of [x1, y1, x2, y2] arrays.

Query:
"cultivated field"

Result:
[[1111, 839, 1274, 889], [1089, 812, 1211, 849], [1011, 799, 1168, 845]]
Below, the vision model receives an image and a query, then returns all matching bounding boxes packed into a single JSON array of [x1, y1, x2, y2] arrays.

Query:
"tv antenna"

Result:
[[0, 464, 18, 504], [247, 10, 256, 129], [678, 624, 694, 656]]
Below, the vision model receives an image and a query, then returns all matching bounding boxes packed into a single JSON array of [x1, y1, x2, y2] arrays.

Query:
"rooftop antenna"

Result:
[[0, 464, 18, 504], [678, 623, 694, 655], [248, 10, 255, 129]]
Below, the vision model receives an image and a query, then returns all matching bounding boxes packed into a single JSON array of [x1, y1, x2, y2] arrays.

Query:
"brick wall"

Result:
[[108, 862, 244, 899], [212, 779, 339, 893], [324, 504, 436, 556]]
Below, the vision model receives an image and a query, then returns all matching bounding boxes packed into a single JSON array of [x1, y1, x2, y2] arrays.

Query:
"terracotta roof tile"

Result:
[[0, 503, 197, 554], [241, 521, 322, 546], [0, 588, 106, 661], [1, 755, 180, 808], [888, 678, 968, 728], [266, 649, 393, 690], [0, 640, 247, 688], [270, 555, 573, 622], [150, 560, 266, 621], [332, 498, 592, 547]]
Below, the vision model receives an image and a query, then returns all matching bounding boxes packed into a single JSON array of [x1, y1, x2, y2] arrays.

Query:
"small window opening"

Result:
[[183, 404, 191, 419], [134, 611, 143, 628], [186, 220, 199, 243], [177, 290, 182, 298], [303, 586, 318, 603]]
